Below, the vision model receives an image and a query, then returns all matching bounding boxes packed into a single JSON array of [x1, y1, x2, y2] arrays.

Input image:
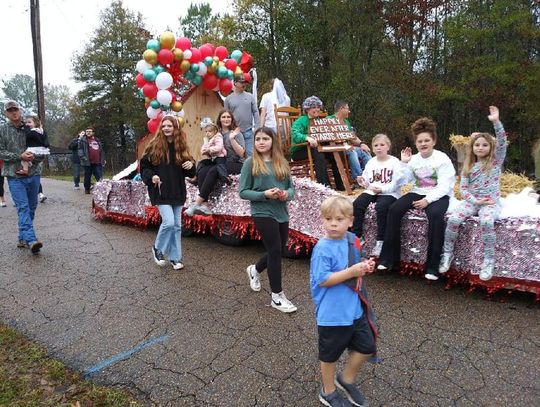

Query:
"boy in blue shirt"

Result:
[[311, 195, 376, 407]]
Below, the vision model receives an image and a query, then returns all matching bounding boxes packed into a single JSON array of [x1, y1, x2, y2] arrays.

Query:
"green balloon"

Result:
[[192, 75, 202, 86], [147, 39, 160, 52], [227, 69, 234, 80], [204, 56, 213, 66], [190, 64, 200, 73], [153, 65, 165, 75], [143, 69, 157, 82], [217, 66, 227, 78], [150, 100, 160, 109], [231, 49, 242, 63]]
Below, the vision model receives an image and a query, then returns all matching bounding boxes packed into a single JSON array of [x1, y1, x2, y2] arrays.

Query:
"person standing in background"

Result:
[[224, 76, 260, 157], [259, 78, 291, 136], [68, 131, 84, 189], [78, 127, 105, 194]]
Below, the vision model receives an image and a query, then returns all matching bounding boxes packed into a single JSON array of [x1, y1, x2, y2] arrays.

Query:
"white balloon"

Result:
[[156, 89, 173, 105], [183, 49, 192, 60], [136, 59, 152, 74], [177, 109, 185, 118], [197, 62, 207, 76], [155, 72, 173, 89], [146, 106, 161, 119]]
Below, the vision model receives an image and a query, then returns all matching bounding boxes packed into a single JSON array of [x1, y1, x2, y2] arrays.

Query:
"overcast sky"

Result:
[[0, 0, 232, 93]]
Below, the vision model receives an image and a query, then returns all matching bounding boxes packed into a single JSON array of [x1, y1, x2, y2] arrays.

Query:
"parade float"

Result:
[[91, 31, 540, 299]]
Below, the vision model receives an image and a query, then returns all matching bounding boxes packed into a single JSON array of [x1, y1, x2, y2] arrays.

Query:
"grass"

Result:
[[0, 322, 142, 407]]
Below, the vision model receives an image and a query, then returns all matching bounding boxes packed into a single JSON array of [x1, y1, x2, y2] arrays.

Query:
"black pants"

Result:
[[379, 193, 449, 272], [197, 160, 243, 201], [291, 147, 344, 190], [0, 175, 4, 197], [253, 217, 289, 294], [352, 193, 396, 240], [83, 164, 103, 192]]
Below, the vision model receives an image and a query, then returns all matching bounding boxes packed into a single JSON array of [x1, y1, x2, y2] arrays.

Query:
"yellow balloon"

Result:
[[145, 97, 152, 104], [207, 65, 216, 74], [213, 56, 219, 62], [235, 66, 243, 75], [218, 61, 225, 67], [177, 117, 185, 127], [160, 31, 175, 49], [172, 48, 184, 61], [171, 101, 183, 112], [143, 49, 157, 64], [180, 60, 190, 72]]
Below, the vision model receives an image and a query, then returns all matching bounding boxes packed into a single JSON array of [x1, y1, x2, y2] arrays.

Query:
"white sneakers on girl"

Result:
[[246, 264, 261, 292], [439, 252, 453, 274], [371, 240, 383, 257], [479, 259, 494, 281], [271, 292, 297, 313]]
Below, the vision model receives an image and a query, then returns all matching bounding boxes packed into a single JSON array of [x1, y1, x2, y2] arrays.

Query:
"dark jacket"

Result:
[[68, 138, 80, 163], [26, 128, 49, 148], [140, 142, 196, 206], [78, 136, 105, 166]]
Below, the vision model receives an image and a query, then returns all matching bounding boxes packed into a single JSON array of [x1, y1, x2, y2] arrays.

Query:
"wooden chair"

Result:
[[274, 105, 315, 180]]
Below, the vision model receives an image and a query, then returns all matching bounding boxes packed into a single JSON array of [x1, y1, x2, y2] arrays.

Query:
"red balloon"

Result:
[[214, 46, 229, 61], [219, 78, 233, 95], [175, 37, 191, 51], [147, 117, 160, 133], [142, 83, 158, 99], [189, 47, 203, 63], [202, 73, 218, 90], [135, 73, 146, 88], [239, 51, 254, 72], [199, 44, 214, 59], [158, 49, 174, 65], [243, 72, 252, 83], [224, 59, 237, 71]]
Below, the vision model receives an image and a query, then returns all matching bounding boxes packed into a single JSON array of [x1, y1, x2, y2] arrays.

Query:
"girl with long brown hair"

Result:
[[239, 127, 297, 313], [140, 115, 195, 270]]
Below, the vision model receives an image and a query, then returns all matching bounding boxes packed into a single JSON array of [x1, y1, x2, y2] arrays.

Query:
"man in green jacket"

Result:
[[0, 101, 43, 253]]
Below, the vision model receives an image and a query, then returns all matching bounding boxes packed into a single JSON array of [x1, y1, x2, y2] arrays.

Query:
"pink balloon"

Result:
[[189, 47, 202, 63], [219, 78, 233, 95], [224, 59, 237, 71], [142, 83, 158, 99], [147, 117, 160, 133], [199, 44, 214, 59], [214, 46, 229, 61], [135, 73, 146, 88], [175, 37, 192, 51], [202, 73, 218, 90], [158, 49, 174, 65]]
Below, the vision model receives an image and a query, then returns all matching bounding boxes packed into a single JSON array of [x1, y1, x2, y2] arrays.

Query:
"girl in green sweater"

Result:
[[239, 127, 297, 313]]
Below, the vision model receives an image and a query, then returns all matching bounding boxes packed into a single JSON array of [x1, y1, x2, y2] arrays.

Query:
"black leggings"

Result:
[[352, 193, 396, 240], [197, 160, 243, 201], [291, 147, 344, 190], [253, 217, 289, 294], [379, 193, 449, 272], [0, 175, 4, 197]]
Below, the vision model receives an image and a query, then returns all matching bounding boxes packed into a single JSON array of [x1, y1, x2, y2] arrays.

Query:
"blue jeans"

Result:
[[347, 147, 371, 178], [8, 175, 40, 244], [83, 164, 103, 191], [72, 161, 81, 187], [155, 205, 182, 262], [243, 128, 253, 157]]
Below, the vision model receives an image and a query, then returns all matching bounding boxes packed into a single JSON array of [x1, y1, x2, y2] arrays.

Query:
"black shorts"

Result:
[[318, 315, 376, 363]]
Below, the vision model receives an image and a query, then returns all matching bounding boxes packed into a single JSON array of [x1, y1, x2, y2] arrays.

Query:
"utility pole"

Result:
[[30, 0, 45, 124]]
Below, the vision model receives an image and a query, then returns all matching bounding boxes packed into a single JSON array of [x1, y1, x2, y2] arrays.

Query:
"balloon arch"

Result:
[[134, 31, 254, 133]]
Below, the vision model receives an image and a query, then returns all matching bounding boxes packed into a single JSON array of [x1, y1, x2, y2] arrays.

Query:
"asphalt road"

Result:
[[0, 178, 538, 406]]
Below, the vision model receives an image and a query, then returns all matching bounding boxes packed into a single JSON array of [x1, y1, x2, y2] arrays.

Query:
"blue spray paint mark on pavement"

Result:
[[84, 334, 169, 377]]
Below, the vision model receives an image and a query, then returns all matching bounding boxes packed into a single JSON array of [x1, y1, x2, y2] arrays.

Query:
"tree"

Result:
[[71, 0, 149, 170], [1, 74, 37, 113], [179, 3, 216, 43]]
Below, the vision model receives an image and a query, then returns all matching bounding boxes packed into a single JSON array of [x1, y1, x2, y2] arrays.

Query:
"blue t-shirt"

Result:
[[310, 237, 363, 326]]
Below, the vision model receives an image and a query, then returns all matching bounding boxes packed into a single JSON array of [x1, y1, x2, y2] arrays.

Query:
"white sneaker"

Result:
[[376, 264, 388, 271], [38, 192, 47, 203], [195, 204, 212, 215], [439, 252, 453, 274], [170, 260, 184, 270], [184, 204, 196, 217], [73, 185, 80, 190], [371, 240, 383, 257], [479, 259, 494, 281], [246, 264, 261, 292], [271, 292, 297, 313]]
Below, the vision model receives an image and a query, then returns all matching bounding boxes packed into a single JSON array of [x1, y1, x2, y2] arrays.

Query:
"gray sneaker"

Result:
[[194, 204, 212, 215], [334, 374, 367, 407], [439, 252, 453, 274], [184, 204, 196, 217], [319, 390, 352, 407], [370, 240, 383, 257]]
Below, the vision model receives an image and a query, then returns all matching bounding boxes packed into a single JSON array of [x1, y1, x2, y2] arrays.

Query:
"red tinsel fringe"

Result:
[[93, 203, 539, 299]]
